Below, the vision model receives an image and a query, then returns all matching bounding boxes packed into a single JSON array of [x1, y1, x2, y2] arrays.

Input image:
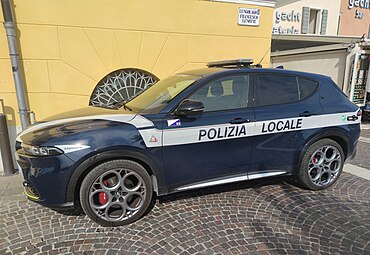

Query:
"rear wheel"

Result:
[[80, 159, 153, 226], [298, 139, 344, 190]]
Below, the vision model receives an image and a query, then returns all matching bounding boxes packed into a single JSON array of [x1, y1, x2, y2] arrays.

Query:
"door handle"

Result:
[[299, 111, 315, 117], [347, 115, 358, 121], [229, 118, 250, 124]]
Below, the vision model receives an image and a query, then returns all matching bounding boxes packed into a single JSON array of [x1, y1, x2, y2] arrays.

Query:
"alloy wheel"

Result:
[[308, 145, 342, 187], [88, 168, 147, 222]]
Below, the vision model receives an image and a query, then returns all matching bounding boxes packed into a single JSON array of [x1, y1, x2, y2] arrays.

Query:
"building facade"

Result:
[[273, 0, 370, 37], [339, 0, 370, 37], [273, 0, 341, 35]]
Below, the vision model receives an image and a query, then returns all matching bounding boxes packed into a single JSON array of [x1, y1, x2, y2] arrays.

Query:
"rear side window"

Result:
[[298, 78, 318, 100], [255, 75, 299, 106]]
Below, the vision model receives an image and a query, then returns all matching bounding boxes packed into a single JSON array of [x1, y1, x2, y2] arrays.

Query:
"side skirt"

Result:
[[176, 171, 287, 191]]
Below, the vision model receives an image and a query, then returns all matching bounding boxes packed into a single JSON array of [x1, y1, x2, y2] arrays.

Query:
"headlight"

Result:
[[21, 144, 63, 156]]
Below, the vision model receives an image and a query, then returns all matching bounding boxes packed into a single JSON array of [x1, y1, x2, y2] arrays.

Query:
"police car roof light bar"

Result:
[[207, 59, 255, 68]]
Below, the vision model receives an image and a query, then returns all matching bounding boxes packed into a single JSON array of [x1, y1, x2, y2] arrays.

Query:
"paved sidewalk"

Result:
[[361, 129, 370, 138], [0, 173, 24, 204], [0, 165, 370, 255], [347, 124, 370, 170], [361, 123, 370, 134]]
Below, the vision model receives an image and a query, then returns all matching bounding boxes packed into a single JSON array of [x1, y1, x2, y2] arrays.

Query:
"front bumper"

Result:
[[16, 148, 77, 208]]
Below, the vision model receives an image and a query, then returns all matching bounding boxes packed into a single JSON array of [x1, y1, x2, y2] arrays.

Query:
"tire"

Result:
[[80, 159, 153, 227], [297, 139, 344, 190]]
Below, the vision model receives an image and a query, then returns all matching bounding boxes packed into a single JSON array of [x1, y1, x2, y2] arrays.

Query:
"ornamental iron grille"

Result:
[[89, 68, 159, 108]]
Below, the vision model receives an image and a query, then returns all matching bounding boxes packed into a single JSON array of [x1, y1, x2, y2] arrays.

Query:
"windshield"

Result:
[[126, 74, 199, 113]]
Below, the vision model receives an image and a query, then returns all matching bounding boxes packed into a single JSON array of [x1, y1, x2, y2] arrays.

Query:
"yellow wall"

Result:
[[0, 0, 273, 127]]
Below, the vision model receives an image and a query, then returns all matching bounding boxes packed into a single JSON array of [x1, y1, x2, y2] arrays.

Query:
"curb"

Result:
[[343, 164, 370, 181], [359, 137, 370, 143]]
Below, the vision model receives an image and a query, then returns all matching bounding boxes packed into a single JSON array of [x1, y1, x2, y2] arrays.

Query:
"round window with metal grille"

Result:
[[89, 68, 159, 108]]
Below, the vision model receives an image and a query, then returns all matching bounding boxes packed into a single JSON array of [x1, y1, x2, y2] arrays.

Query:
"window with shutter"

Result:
[[320, 9, 328, 35], [301, 7, 310, 34]]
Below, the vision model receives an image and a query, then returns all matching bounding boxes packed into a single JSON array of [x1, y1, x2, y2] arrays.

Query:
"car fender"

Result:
[[65, 149, 165, 204], [296, 126, 353, 172]]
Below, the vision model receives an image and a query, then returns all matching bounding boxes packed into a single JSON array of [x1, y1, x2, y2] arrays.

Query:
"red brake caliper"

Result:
[[99, 180, 108, 205]]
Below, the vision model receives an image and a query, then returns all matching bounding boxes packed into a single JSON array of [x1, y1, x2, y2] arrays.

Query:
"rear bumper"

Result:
[[348, 146, 357, 161]]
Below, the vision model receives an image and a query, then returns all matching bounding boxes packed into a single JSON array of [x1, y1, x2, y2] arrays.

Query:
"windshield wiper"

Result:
[[103, 100, 132, 111], [114, 100, 132, 111]]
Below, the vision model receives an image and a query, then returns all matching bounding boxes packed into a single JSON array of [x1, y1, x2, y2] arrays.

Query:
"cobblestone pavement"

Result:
[[1, 172, 370, 255]]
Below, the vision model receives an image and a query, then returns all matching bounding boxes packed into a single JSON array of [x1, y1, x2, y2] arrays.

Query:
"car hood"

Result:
[[42, 106, 129, 122], [16, 106, 153, 143]]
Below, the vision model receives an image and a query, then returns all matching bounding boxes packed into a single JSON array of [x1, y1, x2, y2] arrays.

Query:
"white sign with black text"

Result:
[[238, 8, 260, 26]]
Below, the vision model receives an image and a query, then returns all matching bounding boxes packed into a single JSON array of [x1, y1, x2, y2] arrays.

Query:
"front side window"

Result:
[[189, 75, 249, 112]]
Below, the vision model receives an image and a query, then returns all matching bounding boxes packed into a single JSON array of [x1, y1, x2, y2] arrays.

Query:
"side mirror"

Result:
[[176, 99, 204, 117]]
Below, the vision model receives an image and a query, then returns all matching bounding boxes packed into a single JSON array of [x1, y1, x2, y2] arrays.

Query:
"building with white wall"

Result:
[[273, 0, 341, 35]]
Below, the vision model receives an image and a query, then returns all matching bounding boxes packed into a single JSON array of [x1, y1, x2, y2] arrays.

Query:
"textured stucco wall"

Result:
[[0, 0, 273, 129], [339, 0, 370, 36]]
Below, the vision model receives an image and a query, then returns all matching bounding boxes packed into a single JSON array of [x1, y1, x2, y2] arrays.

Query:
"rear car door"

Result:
[[250, 73, 321, 176], [162, 74, 255, 191]]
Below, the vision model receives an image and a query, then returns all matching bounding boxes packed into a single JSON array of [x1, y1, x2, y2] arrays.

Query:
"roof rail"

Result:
[[207, 59, 260, 68]]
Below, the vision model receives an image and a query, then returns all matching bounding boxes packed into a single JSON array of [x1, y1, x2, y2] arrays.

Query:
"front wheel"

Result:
[[80, 159, 153, 226], [297, 139, 344, 190]]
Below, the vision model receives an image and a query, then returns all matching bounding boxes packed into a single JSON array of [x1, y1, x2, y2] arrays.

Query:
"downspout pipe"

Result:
[[1, 0, 30, 130]]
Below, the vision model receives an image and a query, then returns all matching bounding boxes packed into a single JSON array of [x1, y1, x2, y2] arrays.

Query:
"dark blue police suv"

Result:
[[15, 59, 361, 226]]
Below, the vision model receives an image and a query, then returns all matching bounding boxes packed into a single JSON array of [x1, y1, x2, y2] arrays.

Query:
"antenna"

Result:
[[258, 46, 270, 66], [258, 33, 281, 66]]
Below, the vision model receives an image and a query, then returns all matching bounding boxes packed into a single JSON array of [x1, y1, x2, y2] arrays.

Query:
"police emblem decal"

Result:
[[149, 135, 158, 143], [167, 119, 181, 127]]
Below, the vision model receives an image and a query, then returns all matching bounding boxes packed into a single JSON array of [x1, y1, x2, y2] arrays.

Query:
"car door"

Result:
[[161, 74, 255, 191], [250, 73, 321, 176]]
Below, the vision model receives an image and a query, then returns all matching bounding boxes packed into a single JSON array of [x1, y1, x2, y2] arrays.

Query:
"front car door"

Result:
[[162, 74, 255, 192]]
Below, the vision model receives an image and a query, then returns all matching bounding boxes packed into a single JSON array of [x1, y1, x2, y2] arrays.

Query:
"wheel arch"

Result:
[[66, 150, 165, 207], [324, 135, 348, 158], [297, 128, 350, 172]]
